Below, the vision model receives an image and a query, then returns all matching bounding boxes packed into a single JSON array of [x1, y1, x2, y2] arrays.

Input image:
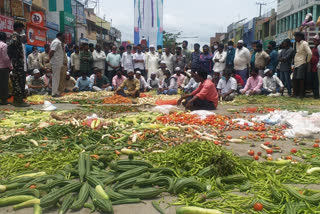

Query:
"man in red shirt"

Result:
[[178, 70, 218, 110]]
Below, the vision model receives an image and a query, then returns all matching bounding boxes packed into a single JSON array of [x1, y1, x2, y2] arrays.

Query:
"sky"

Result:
[[99, 0, 277, 47]]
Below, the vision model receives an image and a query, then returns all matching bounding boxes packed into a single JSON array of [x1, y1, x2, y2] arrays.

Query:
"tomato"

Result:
[[253, 155, 259, 160], [227, 135, 232, 139], [214, 141, 220, 145], [257, 152, 262, 156], [291, 148, 297, 154], [264, 142, 271, 146], [266, 149, 273, 154], [267, 156, 273, 161], [253, 203, 263, 211], [314, 143, 319, 148], [248, 150, 255, 156], [272, 136, 277, 140], [315, 139, 320, 143], [286, 156, 292, 160]]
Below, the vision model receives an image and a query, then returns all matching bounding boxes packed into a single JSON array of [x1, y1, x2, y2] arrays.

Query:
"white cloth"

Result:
[[263, 75, 284, 92], [147, 77, 160, 88], [161, 53, 174, 74], [213, 51, 227, 73], [234, 47, 251, 70], [93, 86, 112, 91], [138, 76, 151, 90], [217, 77, 237, 95], [22, 44, 27, 72], [27, 52, 40, 70], [26, 75, 34, 85], [145, 52, 159, 78], [50, 38, 64, 67], [121, 52, 134, 71], [133, 52, 145, 70], [92, 50, 106, 71]]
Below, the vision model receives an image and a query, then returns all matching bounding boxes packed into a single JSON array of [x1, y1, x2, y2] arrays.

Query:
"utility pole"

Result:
[[256, 2, 266, 17]]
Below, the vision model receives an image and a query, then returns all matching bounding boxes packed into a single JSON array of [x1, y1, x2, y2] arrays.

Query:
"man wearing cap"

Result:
[[116, 70, 140, 98], [49, 32, 65, 98], [27, 46, 41, 74], [133, 44, 146, 78], [234, 40, 251, 85], [147, 72, 160, 89], [183, 70, 199, 93], [145, 45, 159, 79], [135, 70, 151, 92], [157, 61, 168, 85], [262, 69, 284, 95], [7, 22, 30, 107], [172, 67, 186, 88], [28, 69, 47, 95], [300, 13, 316, 41], [161, 47, 174, 74]]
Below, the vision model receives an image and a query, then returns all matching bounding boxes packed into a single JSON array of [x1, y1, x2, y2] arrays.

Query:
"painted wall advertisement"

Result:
[[134, 0, 163, 47], [0, 15, 14, 36]]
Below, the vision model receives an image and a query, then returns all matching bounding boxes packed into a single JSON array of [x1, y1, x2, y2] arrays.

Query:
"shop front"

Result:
[[60, 11, 75, 44]]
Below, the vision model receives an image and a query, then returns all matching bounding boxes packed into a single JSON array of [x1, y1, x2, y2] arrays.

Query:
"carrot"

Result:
[[115, 150, 121, 155], [29, 185, 37, 189], [61, 136, 69, 139], [160, 134, 167, 141], [90, 155, 100, 160], [24, 162, 30, 168]]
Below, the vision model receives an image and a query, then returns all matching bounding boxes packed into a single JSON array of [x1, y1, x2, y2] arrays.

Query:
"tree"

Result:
[[163, 30, 182, 48]]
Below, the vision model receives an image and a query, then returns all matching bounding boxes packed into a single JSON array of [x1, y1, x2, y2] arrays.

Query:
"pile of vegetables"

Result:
[[101, 95, 132, 104]]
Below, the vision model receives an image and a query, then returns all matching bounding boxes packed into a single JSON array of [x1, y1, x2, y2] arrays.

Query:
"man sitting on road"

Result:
[[64, 72, 76, 92], [147, 72, 160, 89], [28, 69, 47, 95], [73, 72, 93, 92], [116, 70, 140, 98], [240, 68, 263, 96], [262, 69, 284, 96], [178, 70, 218, 110], [112, 69, 127, 90], [217, 70, 237, 101], [135, 70, 151, 92], [93, 69, 112, 91]]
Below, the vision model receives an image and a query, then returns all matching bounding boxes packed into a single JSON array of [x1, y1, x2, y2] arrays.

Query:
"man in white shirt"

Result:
[[92, 44, 107, 75], [145, 45, 159, 79], [106, 46, 121, 83], [183, 70, 199, 93], [121, 45, 134, 75], [234, 40, 251, 85], [147, 72, 160, 89], [135, 70, 151, 92], [133, 44, 146, 78], [213, 44, 227, 76], [161, 47, 174, 74], [217, 70, 237, 101], [71, 45, 80, 78], [262, 69, 284, 96], [49, 32, 65, 97]]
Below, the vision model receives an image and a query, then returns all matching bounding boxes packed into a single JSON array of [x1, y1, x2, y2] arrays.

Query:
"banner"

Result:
[[22, 0, 32, 6], [0, 15, 14, 36], [134, 0, 163, 47], [27, 25, 47, 47]]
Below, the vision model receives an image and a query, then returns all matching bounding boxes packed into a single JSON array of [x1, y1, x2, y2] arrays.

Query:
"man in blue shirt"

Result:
[[267, 41, 278, 72], [191, 43, 201, 70], [200, 45, 213, 76], [73, 72, 93, 92], [226, 41, 235, 69]]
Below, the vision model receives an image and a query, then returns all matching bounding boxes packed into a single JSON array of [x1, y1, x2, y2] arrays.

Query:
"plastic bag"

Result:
[[190, 110, 215, 120], [232, 119, 254, 127], [152, 105, 179, 114], [42, 101, 57, 111]]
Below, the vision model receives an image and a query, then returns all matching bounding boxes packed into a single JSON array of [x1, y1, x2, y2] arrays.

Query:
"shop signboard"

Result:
[[27, 25, 47, 46], [0, 15, 14, 36]]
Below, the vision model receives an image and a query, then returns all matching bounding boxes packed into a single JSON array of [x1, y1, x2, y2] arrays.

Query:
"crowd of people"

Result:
[[0, 21, 319, 110]]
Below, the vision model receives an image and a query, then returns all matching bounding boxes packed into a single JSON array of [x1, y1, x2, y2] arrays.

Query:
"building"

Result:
[[255, 9, 277, 49], [227, 21, 245, 43], [276, 0, 320, 44], [72, 0, 88, 44], [84, 8, 97, 45], [210, 33, 225, 46]]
